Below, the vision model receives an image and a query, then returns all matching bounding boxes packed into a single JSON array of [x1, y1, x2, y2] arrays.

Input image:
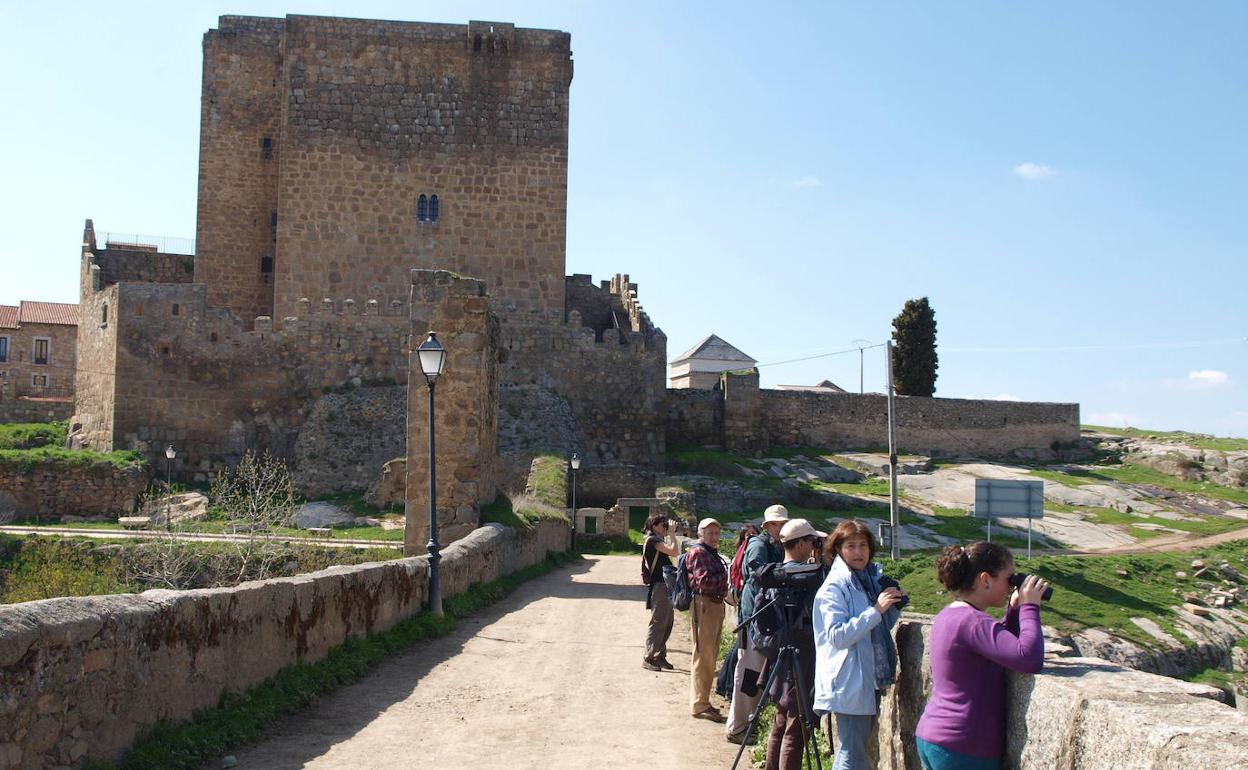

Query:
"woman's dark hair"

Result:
[[935, 541, 1014, 592], [643, 514, 669, 534], [734, 524, 760, 551], [825, 519, 876, 563]]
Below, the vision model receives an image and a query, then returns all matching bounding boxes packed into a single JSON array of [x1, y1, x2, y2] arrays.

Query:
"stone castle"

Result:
[[71, 14, 1077, 547]]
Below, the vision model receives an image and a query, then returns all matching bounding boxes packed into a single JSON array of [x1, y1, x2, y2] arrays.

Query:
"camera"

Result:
[[877, 575, 910, 610], [1008, 572, 1054, 601], [755, 561, 824, 592]]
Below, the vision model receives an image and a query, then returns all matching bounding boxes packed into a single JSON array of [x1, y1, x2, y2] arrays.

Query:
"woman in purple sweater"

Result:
[[915, 542, 1048, 770]]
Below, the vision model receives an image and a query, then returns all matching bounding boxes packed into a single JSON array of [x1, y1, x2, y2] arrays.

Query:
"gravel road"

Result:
[[214, 554, 746, 769]]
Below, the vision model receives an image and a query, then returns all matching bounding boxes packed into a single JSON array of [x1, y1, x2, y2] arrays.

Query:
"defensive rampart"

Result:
[[0, 519, 568, 769], [877, 617, 1248, 769], [668, 370, 1079, 458]]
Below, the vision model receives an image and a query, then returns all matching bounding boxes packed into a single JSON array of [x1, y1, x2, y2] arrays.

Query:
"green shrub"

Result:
[[0, 446, 145, 472], [0, 421, 68, 449]]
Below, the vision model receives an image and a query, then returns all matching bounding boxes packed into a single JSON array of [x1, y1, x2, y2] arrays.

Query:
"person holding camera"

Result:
[[914, 542, 1047, 770], [726, 504, 789, 743], [688, 517, 729, 723], [642, 514, 679, 671], [754, 518, 826, 770], [813, 520, 906, 770]]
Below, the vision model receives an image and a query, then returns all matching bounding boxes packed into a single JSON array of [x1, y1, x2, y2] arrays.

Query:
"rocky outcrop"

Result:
[[1120, 437, 1248, 488]]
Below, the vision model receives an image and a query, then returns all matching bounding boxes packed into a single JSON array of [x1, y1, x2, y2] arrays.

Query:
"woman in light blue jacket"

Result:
[[813, 520, 906, 770]]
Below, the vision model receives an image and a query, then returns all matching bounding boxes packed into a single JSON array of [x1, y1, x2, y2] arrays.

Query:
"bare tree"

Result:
[[210, 450, 297, 584], [121, 487, 203, 589]]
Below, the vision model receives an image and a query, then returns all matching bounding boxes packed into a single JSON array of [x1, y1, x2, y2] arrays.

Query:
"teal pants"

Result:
[[916, 737, 1001, 770]]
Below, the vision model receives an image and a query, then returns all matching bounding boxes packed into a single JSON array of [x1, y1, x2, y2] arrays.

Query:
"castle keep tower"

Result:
[[195, 16, 573, 326]]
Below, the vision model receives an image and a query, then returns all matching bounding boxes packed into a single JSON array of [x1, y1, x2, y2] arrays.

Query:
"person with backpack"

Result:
[[716, 524, 760, 700], [641, 514, 679, 671], [725, 504, 789, 743], [686, 517, 729, 723]]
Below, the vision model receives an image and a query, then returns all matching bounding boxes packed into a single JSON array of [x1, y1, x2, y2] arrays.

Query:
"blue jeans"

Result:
[[916, 737, 1001, 770], [833, 713, 874, 770]]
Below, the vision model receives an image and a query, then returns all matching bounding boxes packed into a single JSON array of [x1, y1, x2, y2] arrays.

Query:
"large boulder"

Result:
[[141, 492, 209, 525], [293, 501, 356, 529]]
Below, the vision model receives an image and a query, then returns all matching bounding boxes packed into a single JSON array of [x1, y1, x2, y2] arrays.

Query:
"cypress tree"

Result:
[[891, 297, 938, 396]]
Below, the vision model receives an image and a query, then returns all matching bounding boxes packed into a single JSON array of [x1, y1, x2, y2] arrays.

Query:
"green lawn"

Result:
[[883, 540, 1248, 649], [0, 420, 68, 449]]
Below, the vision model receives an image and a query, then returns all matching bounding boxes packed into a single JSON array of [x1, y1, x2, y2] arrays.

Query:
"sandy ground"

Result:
[[213, 555, 748, 770]]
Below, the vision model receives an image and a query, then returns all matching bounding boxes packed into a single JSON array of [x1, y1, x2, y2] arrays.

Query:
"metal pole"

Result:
[[570, 467, 577, 551], [165, 455, 171, 533], [859, 347, 864, 394], [886, 340, 899, 560], [426, 379, 443, 616]]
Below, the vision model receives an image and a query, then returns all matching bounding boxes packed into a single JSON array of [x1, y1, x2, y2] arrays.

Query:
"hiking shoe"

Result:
[[693, 707, 727, 723], [656, 658, 674, 670], [726, 731, 757, 745], [642, 659, 661, 671]]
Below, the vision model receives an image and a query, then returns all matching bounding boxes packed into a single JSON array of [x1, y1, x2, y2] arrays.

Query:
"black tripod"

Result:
[[729, 596, 824, 770]]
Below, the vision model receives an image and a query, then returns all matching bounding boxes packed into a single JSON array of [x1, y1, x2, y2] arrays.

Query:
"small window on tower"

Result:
[[417, 194, 429, 222], [101, 304, 108, 327], [270, 211, 278, 241], [261, 256, 274, 284], [429, 195, 440, 222], [172, 303, 180, 316], [261, 136, 274, 160]]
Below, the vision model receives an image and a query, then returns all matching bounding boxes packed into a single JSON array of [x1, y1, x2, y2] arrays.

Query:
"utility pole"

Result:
[[853, 339, 871, 394], [886, 341, 899, 559]]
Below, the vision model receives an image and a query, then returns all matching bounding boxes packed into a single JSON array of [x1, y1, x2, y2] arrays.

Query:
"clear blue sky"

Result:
[[2, 1, 1244, 436]]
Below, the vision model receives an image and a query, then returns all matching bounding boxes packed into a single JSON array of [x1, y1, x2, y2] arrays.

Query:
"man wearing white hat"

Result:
[[687, 517, 729, 722], [726, 503, 789, 743]]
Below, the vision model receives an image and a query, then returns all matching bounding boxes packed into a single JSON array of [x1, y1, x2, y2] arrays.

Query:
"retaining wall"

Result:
[[0, 519, 569, 768], [0, 457, 149, 519], [0, 400, 72, 426], [877, 617, 1248, 769]]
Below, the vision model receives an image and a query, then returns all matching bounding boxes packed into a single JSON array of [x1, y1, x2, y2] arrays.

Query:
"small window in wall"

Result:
[[33, 338, 49, 366], [101, 303, 108, 327], [135, 303, 144, 317], [261, 255, 274, 284], [417, 194, 429, 222], [172, 303, 180, 316], [32, 374, 48, 388], [429, 194, 440, 222], [0, 336, 7, 363], [270, 211, 278, 242], [260, 136, 274, 160]]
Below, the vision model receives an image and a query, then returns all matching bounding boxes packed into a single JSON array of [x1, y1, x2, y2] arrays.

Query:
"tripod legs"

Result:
[[728, 645, 824, 770]]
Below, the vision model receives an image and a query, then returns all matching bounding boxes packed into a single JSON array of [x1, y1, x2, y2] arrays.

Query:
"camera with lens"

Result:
[[1008, 572, 1054, 601], [877, 575, 910, 610]]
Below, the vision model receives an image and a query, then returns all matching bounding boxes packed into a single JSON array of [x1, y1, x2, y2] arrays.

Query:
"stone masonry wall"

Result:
[[0, 519, 568, 769], [667, 371, 1079, 458], [405, 270, 500, 553], [0, 457, 149, 520], [876, 617, 1248, 769], [293, 385, 406, 498], [0, 400, 72, 426], [71, 224, 119, 453]]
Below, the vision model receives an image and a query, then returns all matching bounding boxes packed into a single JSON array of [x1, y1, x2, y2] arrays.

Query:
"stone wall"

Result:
[[876, 617, 1248, 769], [0, 519, 567, 769], [405, 270, 500, 552], [0, 456, 149, 520], [293, 385, 406, 497], [667, 371, 1080, 458], [575, 465, 657, 508], [0, 399, 72, 425]]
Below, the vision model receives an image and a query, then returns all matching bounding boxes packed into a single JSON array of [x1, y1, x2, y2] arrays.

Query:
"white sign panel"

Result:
[[973, 479, 1044, 519]]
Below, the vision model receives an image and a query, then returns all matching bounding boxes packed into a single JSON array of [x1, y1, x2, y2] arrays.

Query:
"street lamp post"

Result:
[[569, 452, 581, 550], [164, 445, 176, 532], [418, 332, 447, 616]]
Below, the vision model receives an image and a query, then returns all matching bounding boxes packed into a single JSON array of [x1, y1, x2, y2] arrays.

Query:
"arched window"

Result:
[[417, 194, 429, 222], [429, 194, 440, 222]]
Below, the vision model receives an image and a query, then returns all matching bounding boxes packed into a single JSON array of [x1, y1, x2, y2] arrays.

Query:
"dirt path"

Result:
[[214, 555, 746, 770]]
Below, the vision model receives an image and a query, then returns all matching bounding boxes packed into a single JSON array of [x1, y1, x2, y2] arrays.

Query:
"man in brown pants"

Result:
[[686, 517, 728, 722]]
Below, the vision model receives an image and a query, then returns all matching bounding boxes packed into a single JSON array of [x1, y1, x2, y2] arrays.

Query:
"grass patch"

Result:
[[1085, 425, 1248, 452], [1029, 463, 1248, 507], [93, 551, 577, 770], [527, 453, 569, 508], [884, 541, 1248, 649], [0, 446, 146, 471], [918, 508, 1033, 549], [0, 420, 67, 449], [667, 443, 766, 476], [805, 477, 893, 497], [481, 493, 568, 533]]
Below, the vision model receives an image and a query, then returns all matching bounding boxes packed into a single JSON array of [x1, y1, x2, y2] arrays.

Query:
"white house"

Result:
[[669, 334, 757, 389]]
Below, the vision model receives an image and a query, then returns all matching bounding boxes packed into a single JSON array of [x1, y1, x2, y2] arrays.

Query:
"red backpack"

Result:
[[729, 537, 751, 593]]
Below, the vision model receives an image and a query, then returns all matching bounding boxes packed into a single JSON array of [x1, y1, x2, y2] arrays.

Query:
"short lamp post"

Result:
[[569, 452, 581, 550], [164, 445, 176, 532], [418, 331, 447, 616]]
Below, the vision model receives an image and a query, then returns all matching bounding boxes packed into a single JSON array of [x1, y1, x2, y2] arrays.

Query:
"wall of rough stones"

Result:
[[0, 456, 149, 520], [499, 274, 667, 470], [0, 519, 567, 769], [293, 385, 406, 497], [877, 617, 1248, 769], [667, 371, 1079, 458], [0, 400, 72, 425]]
